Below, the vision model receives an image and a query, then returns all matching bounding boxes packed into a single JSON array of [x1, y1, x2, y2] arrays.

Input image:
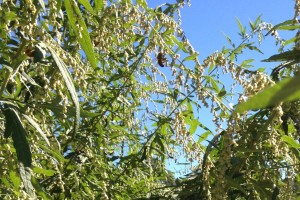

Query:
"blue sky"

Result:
[[148, 1, 297, 177], [150, 1, 295, 62], [180, 1, 294, 58]]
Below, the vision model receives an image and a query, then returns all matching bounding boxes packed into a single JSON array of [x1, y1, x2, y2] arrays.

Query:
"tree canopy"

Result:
[[0, 0, 300, 199]]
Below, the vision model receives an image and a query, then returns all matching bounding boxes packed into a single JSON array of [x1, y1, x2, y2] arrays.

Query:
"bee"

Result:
[[25, 48, 35, 57], [157, 52, 167, 67]]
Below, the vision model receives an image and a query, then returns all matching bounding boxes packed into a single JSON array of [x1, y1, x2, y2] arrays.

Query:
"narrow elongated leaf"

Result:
[[48, 47, 80, 138], [94, 0, 104, 11], [3, 107, 13, 138], [78, 0, 95, 14], [236, 17, 244, 33], [183, 53, 199, 62], [64, 0, 98, 69], [38, 144, 67, 163], [9, 171, 21, 190], [19, 163, 36, 198], [31, 176, 52, 200], [262, 50, 300, 62], [189, 119, 199, 135], [33, 167, 56, 176], [36, 0, 46, 11], [198, 131, 211, 143], [265, 19, 298, 36], [282, 135, 300, 148], [22, 114, 50, 146], [236, 75, 300, 113], [3, 107, 32, 167]]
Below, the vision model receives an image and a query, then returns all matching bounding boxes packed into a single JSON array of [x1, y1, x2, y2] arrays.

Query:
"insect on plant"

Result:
[[157, 51, 167, 67]]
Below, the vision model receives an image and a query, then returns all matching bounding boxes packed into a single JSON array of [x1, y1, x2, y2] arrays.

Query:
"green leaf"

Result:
[[265, 19, 298, 36], [240, 59, 254, 67], [31, 176, 52, 200], [78, 0, 95, 14], [9, 171, 21, 190], [33, 167, 56, 176], [218, 86, 227, 98], [4, 107, 32, 167], [249, 15, 262, 31], [282, 135, 300, 148], [137, 0, 147, 8], [225, 175, 247, 195], [183, 52, 199, 62], [48, 46, 80, 138], [235, 147, 264, 153], [235, 75, 300, 113], [22, 114, 50, 146], [94, 0, 104, 11], [4, 12, 18, 21], [262, 50, 300, 62], [246, 44, 263, 54], [1, 177, 10, 188], [64, 0, 98, 69], [38, 144, 67, 163], [154, 135, 166, 161], [189, 119, 199, 135], [19, 163, 36, 198], [3, 107, 13, 138], [198, 131, 211, 143], [236, 17, 246, 36], [223, 33, 235, 47]]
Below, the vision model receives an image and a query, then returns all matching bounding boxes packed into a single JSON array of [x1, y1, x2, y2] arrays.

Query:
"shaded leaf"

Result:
[[4, 107, 32, 167], [38, 144, 67, 163], [262, 50, 300, 62], [22, 114, 50, 146], [48, 46, 80, 138], [218, 86, 227, 98], [31, 176, 52, 200], [19, 163, 36, 198]]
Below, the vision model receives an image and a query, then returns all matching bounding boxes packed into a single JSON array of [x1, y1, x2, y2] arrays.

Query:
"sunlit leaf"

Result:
[[9, 171, 21, 190], [32, 167, 56, 176], [282, 135, 300, 148], [64, 0, 98, 69], [198, 131, 211, 143], [94, 0, 104, 11], [183, 52, 199, 62], [265, 19, 298, 36], [235, 75, 300, 113], [189, 119, 199, 135], [78, 0, 95, 14]]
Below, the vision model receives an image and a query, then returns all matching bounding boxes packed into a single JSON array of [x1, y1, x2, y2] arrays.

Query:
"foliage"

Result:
[[0, 0, 300, 200]]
